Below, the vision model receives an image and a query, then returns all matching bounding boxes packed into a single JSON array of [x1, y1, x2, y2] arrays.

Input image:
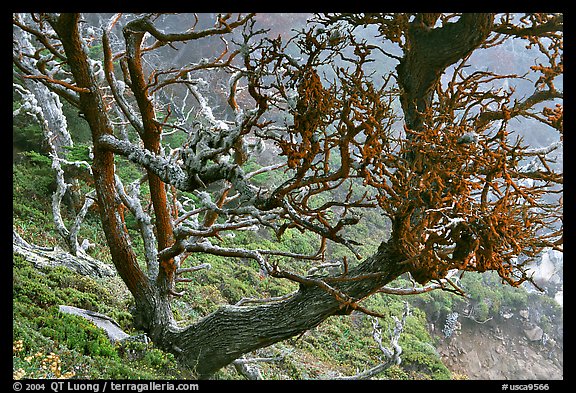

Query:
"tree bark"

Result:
[[161, 241, 408, 378]]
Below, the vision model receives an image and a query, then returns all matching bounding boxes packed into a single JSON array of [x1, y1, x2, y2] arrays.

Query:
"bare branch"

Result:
[[115, 175, 159, 280], [125, 13, 255, 46], [23, 74, 91, 93]]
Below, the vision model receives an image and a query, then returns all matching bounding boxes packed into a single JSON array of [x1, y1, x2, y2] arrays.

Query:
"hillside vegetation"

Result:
[[12, 136, 448, 379], [13, 131, 560, 380]]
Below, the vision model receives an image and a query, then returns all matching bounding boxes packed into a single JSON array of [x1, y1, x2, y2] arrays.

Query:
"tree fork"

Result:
[[397, 13, 494, 132]]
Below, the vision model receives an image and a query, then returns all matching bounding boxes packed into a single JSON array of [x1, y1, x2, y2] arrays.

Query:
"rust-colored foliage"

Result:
[[363, 59, 561, 287], [543, 104, 563, 133], [260, 14, 562, 291], [279, 68, 333, 169]]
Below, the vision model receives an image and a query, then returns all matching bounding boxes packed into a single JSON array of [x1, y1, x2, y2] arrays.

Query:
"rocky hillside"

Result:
[[415, 246, 563, 381], [438, 311, 563, 380]]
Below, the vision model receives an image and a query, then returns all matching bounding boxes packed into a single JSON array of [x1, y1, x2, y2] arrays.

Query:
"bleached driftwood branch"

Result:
[[13, 230, 115, 278], [329, 302, 410, 380]]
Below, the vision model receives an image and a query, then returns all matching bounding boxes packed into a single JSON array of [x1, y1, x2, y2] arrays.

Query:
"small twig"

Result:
[[23, 74, 91, 93]]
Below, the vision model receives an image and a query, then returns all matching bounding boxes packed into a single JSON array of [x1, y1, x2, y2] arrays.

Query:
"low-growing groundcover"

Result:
[[12, 254, 190, 379]]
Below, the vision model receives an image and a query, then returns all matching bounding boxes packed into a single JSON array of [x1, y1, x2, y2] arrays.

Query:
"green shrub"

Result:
[[13, 156, 55, 205], [63, 144, 92, 162], [383, 364, 410, 380], [13, 107, 44, 152], [13, 254, 188, 379], [400, 337, 451, 380], [34, 310, 118, 358]]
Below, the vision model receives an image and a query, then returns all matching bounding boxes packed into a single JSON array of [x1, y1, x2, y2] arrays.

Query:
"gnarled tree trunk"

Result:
[[397, 13, 494, 132], [162, 241, 407, 377]]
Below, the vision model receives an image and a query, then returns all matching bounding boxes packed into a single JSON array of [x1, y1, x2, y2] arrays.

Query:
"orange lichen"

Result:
[[543, 104, 563, 132], [280, 68, 332, 169]]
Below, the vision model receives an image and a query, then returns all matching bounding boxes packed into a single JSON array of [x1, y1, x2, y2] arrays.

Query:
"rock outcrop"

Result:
[[58, 305, 130, 342], [437, 316, 562, 380]]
